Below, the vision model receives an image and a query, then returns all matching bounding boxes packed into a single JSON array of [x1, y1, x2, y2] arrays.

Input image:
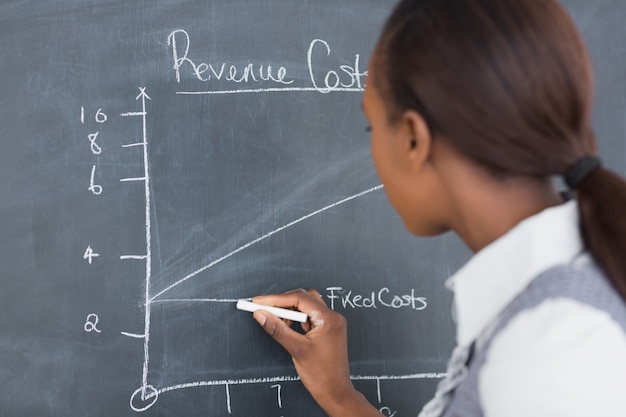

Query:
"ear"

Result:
[[400, 110, 433, 172]]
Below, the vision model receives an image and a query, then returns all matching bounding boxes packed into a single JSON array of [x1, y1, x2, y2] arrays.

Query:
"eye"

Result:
[[365, 126, 372, 133]]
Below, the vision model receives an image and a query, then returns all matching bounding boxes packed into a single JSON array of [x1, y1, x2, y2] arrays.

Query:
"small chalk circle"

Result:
[[236, 300, 308, 323]]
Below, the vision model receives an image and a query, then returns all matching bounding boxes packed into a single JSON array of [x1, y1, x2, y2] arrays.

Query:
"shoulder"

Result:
[[478, 296, 626, 417]]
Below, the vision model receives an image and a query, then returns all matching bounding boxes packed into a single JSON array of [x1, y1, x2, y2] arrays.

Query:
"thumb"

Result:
[[253, 310, 307, 357]]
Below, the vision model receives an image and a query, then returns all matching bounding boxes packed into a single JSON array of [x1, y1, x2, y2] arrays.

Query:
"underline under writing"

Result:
[[176, 86, 365, 95]]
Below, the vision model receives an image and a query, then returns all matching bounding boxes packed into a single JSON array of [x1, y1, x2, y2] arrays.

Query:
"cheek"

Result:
[[370, 134, 389, 183], [370, 134, 450, 237], [370, 134, 403, 211], [370, 136, 446, 236]]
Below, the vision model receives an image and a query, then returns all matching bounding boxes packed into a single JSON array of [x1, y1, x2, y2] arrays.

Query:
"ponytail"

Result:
[[577, 168, 626, 301]]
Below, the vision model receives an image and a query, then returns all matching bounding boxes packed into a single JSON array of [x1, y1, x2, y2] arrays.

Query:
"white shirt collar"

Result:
[[446, 200, 583, 347]]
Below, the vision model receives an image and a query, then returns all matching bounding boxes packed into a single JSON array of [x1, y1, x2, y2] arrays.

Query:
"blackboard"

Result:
[[0, 1, 624, 416]]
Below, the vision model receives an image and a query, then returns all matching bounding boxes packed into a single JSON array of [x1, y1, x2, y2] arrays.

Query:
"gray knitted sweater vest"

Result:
[[440, 257, 626, 417]]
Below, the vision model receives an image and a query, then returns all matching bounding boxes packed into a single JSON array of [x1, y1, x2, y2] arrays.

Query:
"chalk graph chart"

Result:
[[115, 85, 444, 413]]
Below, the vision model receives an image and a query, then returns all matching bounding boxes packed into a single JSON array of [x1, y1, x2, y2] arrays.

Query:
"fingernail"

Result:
[[253, 311, 267, 326]]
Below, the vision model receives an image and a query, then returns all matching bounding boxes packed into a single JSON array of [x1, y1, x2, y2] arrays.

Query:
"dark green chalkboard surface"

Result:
[[0, 1, 624, 416]]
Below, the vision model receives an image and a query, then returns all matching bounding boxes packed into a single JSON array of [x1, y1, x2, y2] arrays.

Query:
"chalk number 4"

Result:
[[83, 245, 100, 264]]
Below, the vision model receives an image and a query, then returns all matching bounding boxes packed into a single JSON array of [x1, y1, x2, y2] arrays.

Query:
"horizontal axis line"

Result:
[[151, 372, 446, 397]]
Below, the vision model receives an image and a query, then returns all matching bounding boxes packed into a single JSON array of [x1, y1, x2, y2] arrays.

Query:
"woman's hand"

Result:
[[252, 289, 381, 417]]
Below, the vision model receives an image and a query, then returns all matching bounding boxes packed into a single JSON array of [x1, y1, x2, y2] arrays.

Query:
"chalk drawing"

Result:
[[83, 245, 100, 264], [89, 165, 102, 195], [88, 132, 101, 155], [111, 81, 443, 413], [84, 313, 101, 333], [168, 30, 367, 95], [119, 87, 154, 407]]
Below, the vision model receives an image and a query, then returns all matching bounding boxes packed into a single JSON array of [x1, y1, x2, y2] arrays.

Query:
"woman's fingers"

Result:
[[253, 309, 309, 356], [252, 289, 329, 356], [253, 288, 327, 317]]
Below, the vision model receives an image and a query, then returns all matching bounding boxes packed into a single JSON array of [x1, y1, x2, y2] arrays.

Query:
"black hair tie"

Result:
[[564, 155, 602, 189]]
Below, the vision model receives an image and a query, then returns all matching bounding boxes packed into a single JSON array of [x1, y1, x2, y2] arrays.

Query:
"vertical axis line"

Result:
[[139, 89, 153, 398]]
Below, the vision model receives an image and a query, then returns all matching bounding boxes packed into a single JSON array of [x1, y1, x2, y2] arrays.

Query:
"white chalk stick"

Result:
[[236, 300, 308, 323]]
